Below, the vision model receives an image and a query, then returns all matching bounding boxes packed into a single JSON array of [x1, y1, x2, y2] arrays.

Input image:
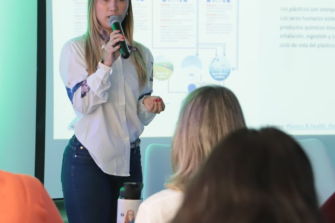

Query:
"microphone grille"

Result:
[[109, 15, 122, 26]]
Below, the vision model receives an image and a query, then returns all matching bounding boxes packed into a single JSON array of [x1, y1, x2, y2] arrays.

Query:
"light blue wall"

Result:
[[0, 1, 37, 174]]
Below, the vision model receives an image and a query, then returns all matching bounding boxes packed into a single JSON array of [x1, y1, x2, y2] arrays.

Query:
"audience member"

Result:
[[135, 85, 246, 223], [171, 128, 324, 223], [0, 170, 63, 223]]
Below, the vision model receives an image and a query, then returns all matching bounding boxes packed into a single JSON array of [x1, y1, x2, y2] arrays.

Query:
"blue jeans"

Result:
[[61, 135, 142, 223]]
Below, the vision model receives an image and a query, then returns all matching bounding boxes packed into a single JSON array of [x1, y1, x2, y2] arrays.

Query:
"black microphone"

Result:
[[108, 15, 131, 59]]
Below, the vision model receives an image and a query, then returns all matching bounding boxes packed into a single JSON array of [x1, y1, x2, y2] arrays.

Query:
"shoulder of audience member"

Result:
[[0, 169, 38, 182], [0, 170, 45, 195], [141, 189, 183, 208]]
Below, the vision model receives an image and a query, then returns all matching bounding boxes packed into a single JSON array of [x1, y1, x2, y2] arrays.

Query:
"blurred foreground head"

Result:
[[172, 128, 323, 223]]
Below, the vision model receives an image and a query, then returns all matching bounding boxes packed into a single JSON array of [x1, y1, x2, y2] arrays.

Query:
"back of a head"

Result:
[[168, 85, 246, 190], [171, 128, 323, 223]]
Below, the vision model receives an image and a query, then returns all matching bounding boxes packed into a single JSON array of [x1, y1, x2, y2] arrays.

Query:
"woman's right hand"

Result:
[[103, 30, 125, 67]]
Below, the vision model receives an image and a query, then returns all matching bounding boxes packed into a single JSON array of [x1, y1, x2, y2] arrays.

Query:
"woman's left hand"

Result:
[[143, 96, 165, 114]]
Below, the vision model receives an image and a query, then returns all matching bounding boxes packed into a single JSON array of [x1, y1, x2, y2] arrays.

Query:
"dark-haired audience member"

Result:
[[0, 170, 63, 223], [171, 128, 324, 223], [135, 85, 246, 223]]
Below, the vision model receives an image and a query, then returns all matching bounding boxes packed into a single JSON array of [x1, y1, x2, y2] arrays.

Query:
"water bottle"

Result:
[[116, 182, 143, 223]]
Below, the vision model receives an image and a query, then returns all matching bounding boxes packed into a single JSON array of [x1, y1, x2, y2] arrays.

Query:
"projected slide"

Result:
[[52, 0, 335, 139]]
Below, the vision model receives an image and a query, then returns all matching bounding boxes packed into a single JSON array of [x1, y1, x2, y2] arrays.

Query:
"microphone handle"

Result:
[[111, 22, 131, 59]]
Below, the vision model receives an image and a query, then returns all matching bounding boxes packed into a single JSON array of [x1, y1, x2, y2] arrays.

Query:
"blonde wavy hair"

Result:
[[166, 85, 246, 191], [85, 0, 148, 88]]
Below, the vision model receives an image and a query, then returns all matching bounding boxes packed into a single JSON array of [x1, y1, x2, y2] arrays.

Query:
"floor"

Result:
[[54, 199, 68, 223]]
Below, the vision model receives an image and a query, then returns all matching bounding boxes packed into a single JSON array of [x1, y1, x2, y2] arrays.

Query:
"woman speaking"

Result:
[[59, 0, 165, 222]]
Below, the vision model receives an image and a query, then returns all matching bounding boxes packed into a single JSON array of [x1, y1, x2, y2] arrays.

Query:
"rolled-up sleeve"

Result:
[[60, 40, 113, 115]]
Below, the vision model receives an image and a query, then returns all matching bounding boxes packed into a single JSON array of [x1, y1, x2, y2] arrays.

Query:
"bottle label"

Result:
[[117, 199, 142, 223]]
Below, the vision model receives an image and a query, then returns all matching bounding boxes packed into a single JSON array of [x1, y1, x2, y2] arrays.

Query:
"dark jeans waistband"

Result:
[[71, 135, 140, 149]]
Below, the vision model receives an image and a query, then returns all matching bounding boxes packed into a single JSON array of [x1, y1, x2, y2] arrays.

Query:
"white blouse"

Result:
[[135, 189, 183, 223], [59, 35, 155, 176]]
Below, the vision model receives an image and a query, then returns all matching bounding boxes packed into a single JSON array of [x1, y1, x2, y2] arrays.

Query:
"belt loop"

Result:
[[130, 138, 141, 152]]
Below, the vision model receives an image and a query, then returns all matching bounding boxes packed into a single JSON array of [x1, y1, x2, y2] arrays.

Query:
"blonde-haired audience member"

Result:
[[135, 85, 246, 223], [0, 170, 63, 223]]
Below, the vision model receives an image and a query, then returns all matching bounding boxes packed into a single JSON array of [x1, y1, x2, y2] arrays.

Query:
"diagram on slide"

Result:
[[70, 0, 239, 94], [150, 0, 239, 93]]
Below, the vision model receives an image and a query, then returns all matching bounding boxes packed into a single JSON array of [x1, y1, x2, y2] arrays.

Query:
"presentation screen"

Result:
[[53, 0, 335, 138], [46, 0, 335, 198]]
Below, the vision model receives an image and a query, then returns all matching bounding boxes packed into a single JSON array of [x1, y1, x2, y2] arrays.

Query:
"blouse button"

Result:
[[80, 146, 84, 149]]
